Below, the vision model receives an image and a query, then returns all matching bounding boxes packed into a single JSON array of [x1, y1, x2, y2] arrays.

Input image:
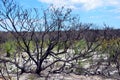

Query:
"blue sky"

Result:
[[14, 0, 120, 29]]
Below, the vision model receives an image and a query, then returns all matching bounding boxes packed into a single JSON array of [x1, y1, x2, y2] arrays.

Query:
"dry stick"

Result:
[[0, 66, 7, 80], [16, 67, 19, 80], [45, 71, 51, 80], [15, 52, 19, 80], [4, 63, 11, 80]]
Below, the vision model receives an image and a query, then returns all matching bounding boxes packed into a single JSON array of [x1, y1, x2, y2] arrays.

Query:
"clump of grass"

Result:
[[3, 40, 16, 57]]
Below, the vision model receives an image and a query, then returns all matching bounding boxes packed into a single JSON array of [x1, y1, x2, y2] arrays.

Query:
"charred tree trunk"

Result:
[[35, 60, 43, 75]]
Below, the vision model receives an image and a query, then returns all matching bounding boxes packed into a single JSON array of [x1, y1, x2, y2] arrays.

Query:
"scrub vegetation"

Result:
[[0, 0, 120, 80]]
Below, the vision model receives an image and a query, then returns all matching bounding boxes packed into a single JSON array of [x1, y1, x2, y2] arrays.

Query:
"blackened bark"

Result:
[[35, 60, 43, 75], [35, 43, 55, 75], [20, 68, 25, 74]]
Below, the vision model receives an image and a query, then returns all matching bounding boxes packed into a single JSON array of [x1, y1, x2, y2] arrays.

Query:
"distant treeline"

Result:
[[0, 29, 120, 43]]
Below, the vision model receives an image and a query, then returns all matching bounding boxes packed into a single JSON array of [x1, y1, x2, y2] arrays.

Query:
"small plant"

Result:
[[3, 41, 16, 57]]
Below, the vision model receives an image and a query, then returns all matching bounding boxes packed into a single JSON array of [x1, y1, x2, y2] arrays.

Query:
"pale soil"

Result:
[[12, 73, 116, 80], [0, 50, 118, 80]]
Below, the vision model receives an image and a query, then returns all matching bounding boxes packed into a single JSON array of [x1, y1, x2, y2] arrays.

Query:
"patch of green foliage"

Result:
[[55, 42, 65, 51], [99, 38, 120, 57], [73, 39, 86, 54], [2, 40, 16, 57], [15, 41, 35, 52], [52, 41, 66, 52], [29, 41, 36, 51]]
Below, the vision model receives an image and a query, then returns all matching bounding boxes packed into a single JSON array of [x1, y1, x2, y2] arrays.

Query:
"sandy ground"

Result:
[[14, 73, 116, 80]]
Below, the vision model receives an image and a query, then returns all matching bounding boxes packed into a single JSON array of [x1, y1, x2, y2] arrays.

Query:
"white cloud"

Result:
[[38, 0, 120, 11], [89, 15, 103, 19], [39, 0, 68, 7]]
